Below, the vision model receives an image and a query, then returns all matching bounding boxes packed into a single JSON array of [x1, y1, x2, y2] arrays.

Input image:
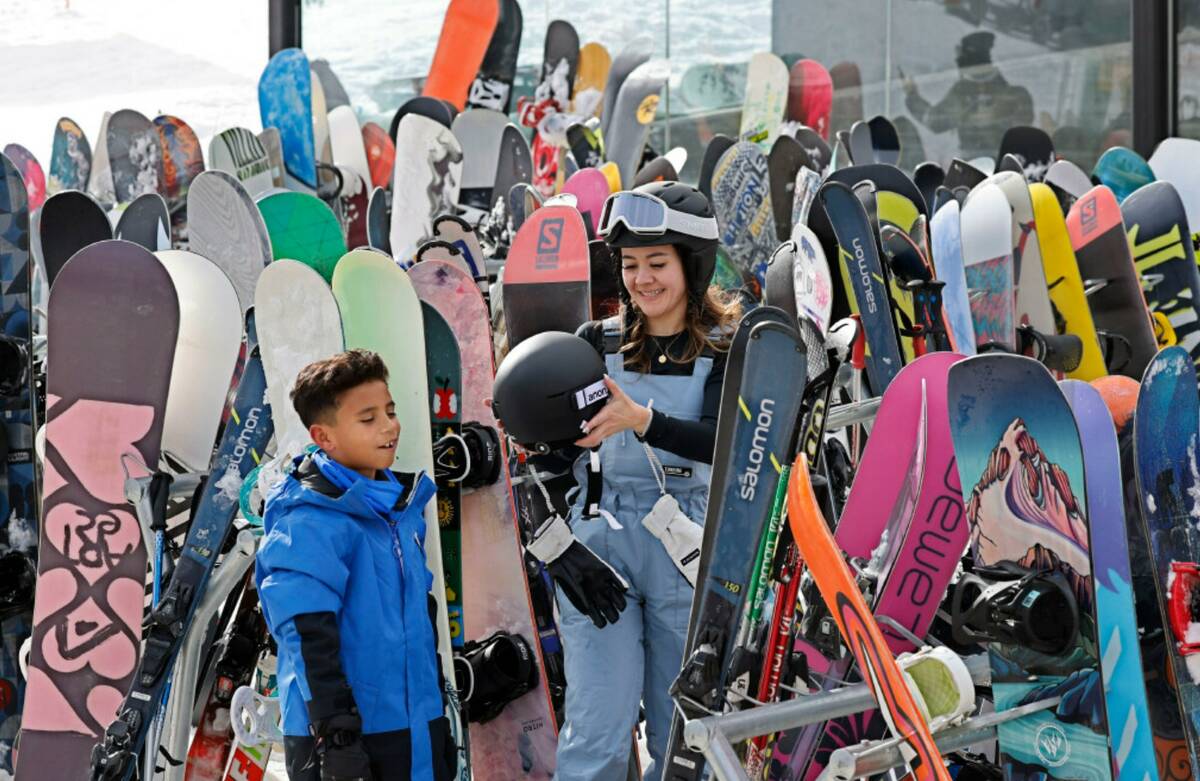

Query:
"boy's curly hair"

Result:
[[291, 349, 389, 427]]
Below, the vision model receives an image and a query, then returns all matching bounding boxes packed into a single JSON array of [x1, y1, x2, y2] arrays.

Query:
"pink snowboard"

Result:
[[409, 260, 558, 779], [561, 167, 610, 237]]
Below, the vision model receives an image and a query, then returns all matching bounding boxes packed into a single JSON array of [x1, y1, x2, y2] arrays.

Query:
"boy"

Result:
[[256, 349, 455, 781]]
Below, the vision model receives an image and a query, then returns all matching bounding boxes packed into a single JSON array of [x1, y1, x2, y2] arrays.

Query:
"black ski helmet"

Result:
[[492, 331, 610, 454], [600, 181, 720, 301]]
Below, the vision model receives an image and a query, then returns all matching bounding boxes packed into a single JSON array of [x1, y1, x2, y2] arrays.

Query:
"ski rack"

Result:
[[678, 653, 995, 781], [824, 396, 882, 431], [822, 695, 1060, 780]]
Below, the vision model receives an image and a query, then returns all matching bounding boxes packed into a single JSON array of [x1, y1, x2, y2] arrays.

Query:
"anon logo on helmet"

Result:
[[536, 217, 565, 270], [574, 378, 610, 409]]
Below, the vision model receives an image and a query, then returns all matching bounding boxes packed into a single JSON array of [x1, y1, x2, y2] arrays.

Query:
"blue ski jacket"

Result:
[[256, 452, 442, 746]]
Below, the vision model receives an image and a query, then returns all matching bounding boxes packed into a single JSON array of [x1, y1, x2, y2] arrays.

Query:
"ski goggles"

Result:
[[596, 191, 719, 241]]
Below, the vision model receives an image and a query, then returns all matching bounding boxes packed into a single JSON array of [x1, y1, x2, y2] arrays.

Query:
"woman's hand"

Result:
[[574, 376, 652, 449]]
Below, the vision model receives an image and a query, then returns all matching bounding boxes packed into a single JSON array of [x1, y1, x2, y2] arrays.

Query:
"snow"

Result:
[[1146, 492, 1157, 514], [0, 0, 266, 169], [214, 460, 243, 505]]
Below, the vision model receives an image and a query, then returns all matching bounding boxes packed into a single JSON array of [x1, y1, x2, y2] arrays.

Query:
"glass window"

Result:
[[0, 0, 267, 171], [302, 0, 1131, 184], [1180, 0, 1200, 139], [773, 0, 1131, 172]]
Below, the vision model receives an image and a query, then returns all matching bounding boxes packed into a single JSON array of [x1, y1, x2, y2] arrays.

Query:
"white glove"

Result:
[[641, 494, 703, 587]]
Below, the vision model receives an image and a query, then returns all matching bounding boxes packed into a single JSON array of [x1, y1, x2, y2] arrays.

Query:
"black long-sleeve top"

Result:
[[575, 320, 726, 465]]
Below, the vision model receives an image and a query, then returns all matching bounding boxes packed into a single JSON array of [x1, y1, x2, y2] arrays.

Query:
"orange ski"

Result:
[[786, 459, 950, 781], [422, 0, 500, 110]]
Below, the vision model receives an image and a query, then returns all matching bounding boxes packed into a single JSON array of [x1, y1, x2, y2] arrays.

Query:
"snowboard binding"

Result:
[[432, 422, 501, 489], [950, 562, 1079, 656], [453, 630, 539, 724], [0, 334, 27, 398], [1167, 561, 1200, 657]]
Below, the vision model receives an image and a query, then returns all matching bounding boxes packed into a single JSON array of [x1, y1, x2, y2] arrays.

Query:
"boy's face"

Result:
[[309, 379, 400, 478]]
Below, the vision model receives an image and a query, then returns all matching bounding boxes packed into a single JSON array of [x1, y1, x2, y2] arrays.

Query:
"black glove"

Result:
[[314, 712, 372, 781], [526, 514, 628, 628]]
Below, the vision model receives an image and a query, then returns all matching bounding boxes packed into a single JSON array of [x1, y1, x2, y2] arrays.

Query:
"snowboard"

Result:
[[490, 124, 533, 218], [572, 42, 611, 115], [664, 316, 806, 781], [947, 353, 1113, 781], [327, 105, 372, 195], [311, 58, 351, 109], [208, 128, 274, 198], [1065, 185, 1157, 378], [337, 170, 371, 251], [255, 258, 345, 465], [37, 189, 112, 287], [1133, 346, 1200, 771], [1030, 183, 1105, 380], [601, 38, 654, 140], [390, 114, 463, 263], [410, 260, 560, 778], [1061, 379, 1158, 781], [423, 0, 499, 110], [768, 135, 814, 241], [983, 171, 1057, 337], [711, 141, 776, 289], [501, 204, 590, 349], [561, 168, 609, 237], [154, 250, 243, 475], [1148, 138, 1200, 233], [187, 170, 274, 314], [113, 192, 170, 251], [331, 249, 463, 774], [90, 347, 271, 781], [631, 149, 683, 188], [258, 48, 317, 189], [959, 181, 1015, 350], [786, 60, 832, 140], [739, 52, 789, 148], [1120, 181, 1200, 372], [604, 57, 669, 183], [466, 0, 523, 113], [786, 462, 951, 781], [258, 127, 287, 189], [566, 120, 604, 170], [847, 120, 874, 167], [996, 126, 1054, 182], [361, 121, 395, 189], [820, 180, 903, 392], [929, 197, 976, 356], [697, 134, 735, 202], [366, 186, 390, 253], [87, 111, 116, 208], [1092, 147, 1154, 204], [16, 240, 178, 779], [678, 61, 745, 112], [257, 190, 346, 283], [2, 145, 45, 213], [913, 162, 946, 214], [390, 96, 456, 140], [421, 302, 464, 652], [106, 109, 164, 206], [0, 157, 36, 777], [453, 108, 510, 212], [793, 126, 832, 176], [1045, 159, 1093, 205], [47, 117, 92, 195], [153, 115, 205, 215], [432, 215, 486, 280], [867, 115, 901, 166]]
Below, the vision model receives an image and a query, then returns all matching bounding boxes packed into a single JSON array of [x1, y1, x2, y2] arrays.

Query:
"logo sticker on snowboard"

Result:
[[535, 218, 565, 270]]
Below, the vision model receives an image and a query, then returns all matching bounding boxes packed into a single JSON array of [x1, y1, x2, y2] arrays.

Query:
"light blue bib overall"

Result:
[[555, 319, 712, 781]]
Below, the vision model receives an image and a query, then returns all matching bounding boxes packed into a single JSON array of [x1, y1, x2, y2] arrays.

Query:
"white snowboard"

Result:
[[154, 249, 243, 473], [390, 114, 463, 263]]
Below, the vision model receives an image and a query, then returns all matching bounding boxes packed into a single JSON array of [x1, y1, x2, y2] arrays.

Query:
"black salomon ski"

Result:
[[89, 349, 273, 781]]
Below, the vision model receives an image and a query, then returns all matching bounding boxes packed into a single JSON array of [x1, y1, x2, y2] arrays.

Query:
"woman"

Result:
[[558, 181, 740, 779]]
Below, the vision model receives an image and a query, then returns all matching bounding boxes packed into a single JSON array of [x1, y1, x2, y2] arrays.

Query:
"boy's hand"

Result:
[[316, 712, 372, 780]]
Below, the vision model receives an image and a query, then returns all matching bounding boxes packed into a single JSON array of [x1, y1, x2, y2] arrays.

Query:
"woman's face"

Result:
[[620, 244, 687, 327]]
